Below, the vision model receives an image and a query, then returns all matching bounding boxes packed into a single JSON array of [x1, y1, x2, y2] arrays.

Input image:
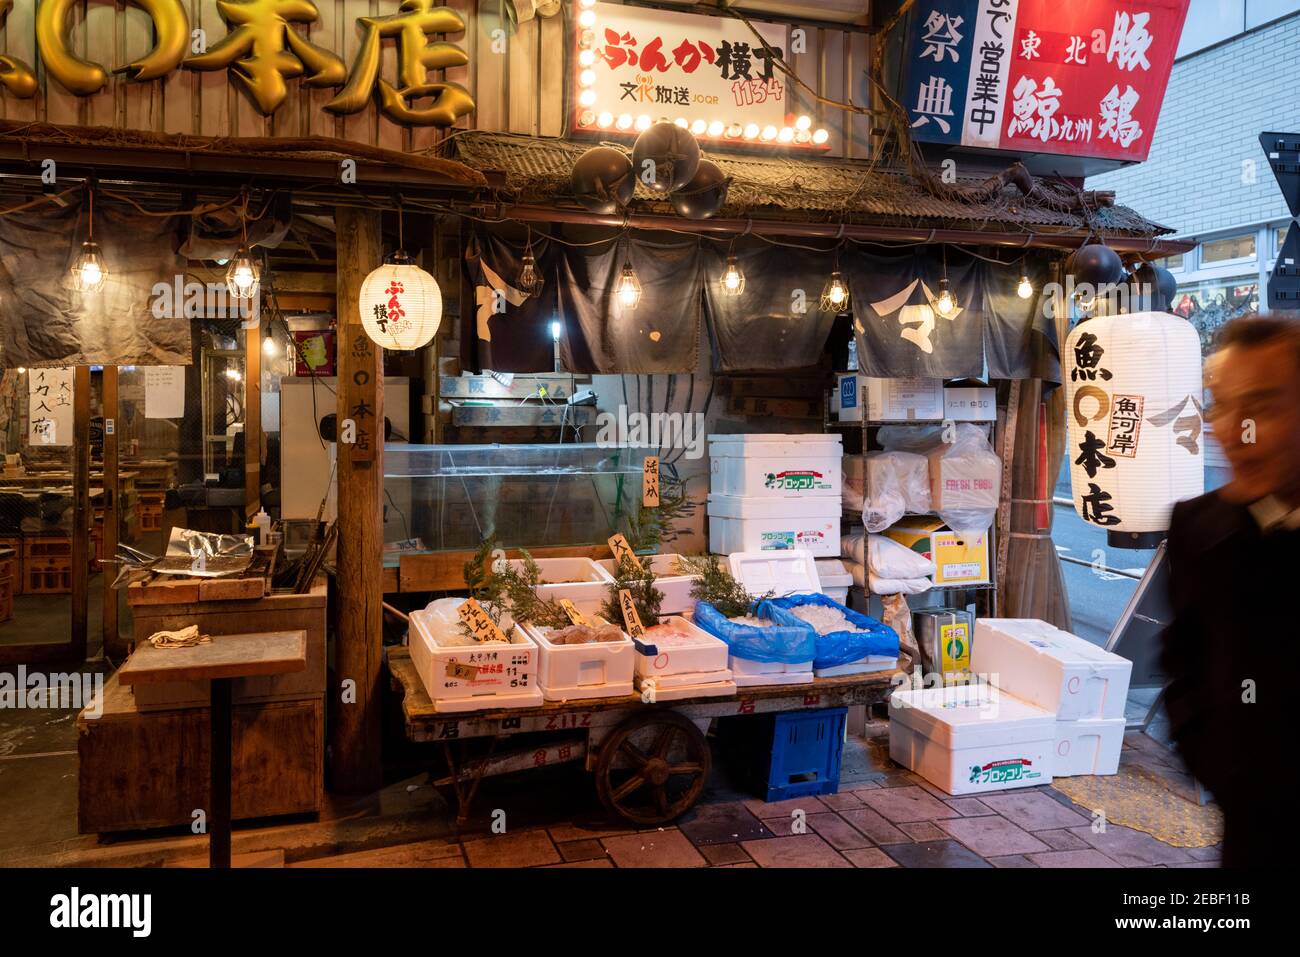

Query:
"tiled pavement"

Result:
[[305, 724, 1220, 869]]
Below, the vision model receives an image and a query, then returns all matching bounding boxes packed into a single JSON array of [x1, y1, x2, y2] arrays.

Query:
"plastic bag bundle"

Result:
[[758, 592, 899, 668], [693, 601, 817, 664], [925, 424, 1000, 537], [860, 451, 931, 531], [868, 534, 935, 579], [415, 597, 515, 647]]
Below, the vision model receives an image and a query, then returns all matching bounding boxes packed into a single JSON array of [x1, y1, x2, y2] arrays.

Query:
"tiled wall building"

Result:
[[1089, 1, 1300, 349]]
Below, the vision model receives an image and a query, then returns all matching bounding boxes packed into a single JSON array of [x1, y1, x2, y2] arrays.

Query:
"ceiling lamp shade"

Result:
[[359, 253, 442, 351], [1063, 311, 1204, 547]]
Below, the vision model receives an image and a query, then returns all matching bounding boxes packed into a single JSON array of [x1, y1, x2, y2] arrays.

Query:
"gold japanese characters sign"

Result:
[[0, 0, 475, 127]]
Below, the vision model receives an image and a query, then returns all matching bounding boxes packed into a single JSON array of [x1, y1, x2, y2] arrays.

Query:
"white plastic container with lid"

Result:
[[971, 618, 1133, 721], [814, 559, 853, 605], [1053, 716, 1125, 777], [721, 549, 818, 683], [595, 553, 697, 616], [495, 556, 614, 617], [707, 493, 841, 557], [708, 433, 843, 500], [889, 683, 1056, 795], [408, 600, 543, 713], [522, 621, 635, 703]]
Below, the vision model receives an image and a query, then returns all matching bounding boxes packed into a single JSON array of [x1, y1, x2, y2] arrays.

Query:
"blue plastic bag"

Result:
[[759, 592, 899, 669], [693, 601, 816, 665]]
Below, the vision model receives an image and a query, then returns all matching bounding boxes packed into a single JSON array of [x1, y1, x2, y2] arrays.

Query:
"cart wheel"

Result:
[[595, 710, 711, 826]]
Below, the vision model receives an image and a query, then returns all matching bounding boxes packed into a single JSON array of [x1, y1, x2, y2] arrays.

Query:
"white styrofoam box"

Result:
[[636, 675, 738, 701], [944, 386, 997, 421], [728, 548, 820, 597], [409, 611, 542, 712], [889, 684, 1056, 795], [837, 376, 944, 423], [815, 559, 853, 605], [730, 654, 815, 679], [595, 553, 697, 615], [816, 656, 898, 678], [635, 616, 731, 678], [496, 556, 614, 617], [646, 668, 734, 688], [522, 623, 636, 702], [708, 433, 842, 499], [971, 618, 1133, 721], [708, 493, 841, 557], [1053, 717, 1125, 777]]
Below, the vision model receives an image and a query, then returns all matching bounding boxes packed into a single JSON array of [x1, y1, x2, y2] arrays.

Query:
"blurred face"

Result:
[[1206, 340, 1300, 504]]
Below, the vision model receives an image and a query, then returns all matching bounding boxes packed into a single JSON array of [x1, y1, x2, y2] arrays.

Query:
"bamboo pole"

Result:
[[244, 316, 262, 520], [101, 365, 120, 658], [330, 206, 385, 793], [70, 364, 90, 662]]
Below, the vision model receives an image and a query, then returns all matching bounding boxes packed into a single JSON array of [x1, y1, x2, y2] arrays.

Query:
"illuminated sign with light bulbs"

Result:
[[571, 0, 829, 150]]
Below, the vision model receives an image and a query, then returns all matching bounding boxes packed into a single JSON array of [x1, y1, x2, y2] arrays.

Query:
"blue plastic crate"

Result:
[[765, 707, 847, 802]]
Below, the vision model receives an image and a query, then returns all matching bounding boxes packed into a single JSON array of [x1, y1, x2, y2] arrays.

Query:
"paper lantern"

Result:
[[1064, 311, 1204, 546], [359, 255, 442, 351]]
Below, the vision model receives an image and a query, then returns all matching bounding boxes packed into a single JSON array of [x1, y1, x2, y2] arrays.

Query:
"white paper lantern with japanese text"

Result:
[[359, 257, 442, 351], [1064, 311, 1204, 543]]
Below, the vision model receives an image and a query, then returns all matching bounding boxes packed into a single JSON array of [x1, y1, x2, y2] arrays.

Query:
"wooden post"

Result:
[[102, 365, 120, 658], [70, 364, 90, 662], [331, 206, 384, 793], [245, 312, 262, 521]]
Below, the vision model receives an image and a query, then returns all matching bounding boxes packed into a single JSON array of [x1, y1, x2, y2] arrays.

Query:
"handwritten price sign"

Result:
[[607, 533, 644, 573], [642, 455, 660, 507], [618, 589, 646, 639], [558, 598, 587, 626], [457, 598, 509, 644]]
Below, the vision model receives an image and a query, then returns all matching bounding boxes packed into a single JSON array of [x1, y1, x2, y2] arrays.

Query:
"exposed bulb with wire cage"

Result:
[[820, 271, 849, 312], [720, 255, 745, 296], [517, 248, 544, 297], [616, 261, 642, 309], [72, 241, 108, 293], [225, 246, 261, 300]]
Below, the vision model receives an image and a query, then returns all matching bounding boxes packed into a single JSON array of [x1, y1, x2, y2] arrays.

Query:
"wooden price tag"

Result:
[[618, 588, 646, 639], [558, 598, 587, 626], [457, 598, 509, 644], [642, 456, 660, 507], [445, 660, 480, 681], [607, 533, 644, 573]]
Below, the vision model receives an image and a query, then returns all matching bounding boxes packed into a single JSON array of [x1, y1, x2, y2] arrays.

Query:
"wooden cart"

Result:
[[387, 646, 895, 826]]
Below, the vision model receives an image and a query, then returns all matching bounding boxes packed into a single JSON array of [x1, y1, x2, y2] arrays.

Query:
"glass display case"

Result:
[[383, 443, 649, 553]]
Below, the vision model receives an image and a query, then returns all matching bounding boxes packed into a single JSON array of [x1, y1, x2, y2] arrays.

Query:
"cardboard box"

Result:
[[926, 442, 1001, 515], [971, 618, 1133, 721], [889, 684, 1056, 795], [943, 386, 997, 421], [883, 517, 990, 585], [837, 375, 943, 422]]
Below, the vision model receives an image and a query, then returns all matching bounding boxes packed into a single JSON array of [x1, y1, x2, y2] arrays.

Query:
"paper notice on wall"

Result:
[[144, 366, 185, 419], [27, 367, 74, 447]]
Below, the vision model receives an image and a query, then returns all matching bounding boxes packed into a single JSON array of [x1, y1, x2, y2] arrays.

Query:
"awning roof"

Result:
[[452, 131, 1176, 244]]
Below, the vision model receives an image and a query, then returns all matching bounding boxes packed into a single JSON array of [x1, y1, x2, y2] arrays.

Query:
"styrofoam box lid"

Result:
[[708, 493, 843, 519], [889, 684, 1056, 749], [729, 549, 820, 597], [708, 433, 843, 445], [972, 618, 1133, 671], [815, 559, 853, 589]]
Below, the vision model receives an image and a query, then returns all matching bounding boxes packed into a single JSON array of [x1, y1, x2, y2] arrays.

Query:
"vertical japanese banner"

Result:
[[342, 333, 379, 466], [27, 367, 75, 447], [961, 0, 1019, 150], [902, 0, 978, 146]]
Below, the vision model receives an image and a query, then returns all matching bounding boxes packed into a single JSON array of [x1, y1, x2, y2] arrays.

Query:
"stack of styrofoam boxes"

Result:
[[634, 617, 735, 701], [971, 619, 1131, 778], [888, 618, 1133, 795], [707, 434, 843, 557]]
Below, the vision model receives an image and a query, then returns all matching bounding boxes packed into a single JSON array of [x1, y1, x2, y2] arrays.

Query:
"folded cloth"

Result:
[[868, 534, 936, 579], [147, 625, 210, 648], [868, 572, 932, 596]]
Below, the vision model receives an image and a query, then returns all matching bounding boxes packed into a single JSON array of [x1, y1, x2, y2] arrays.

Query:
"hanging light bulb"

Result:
[[1017, 274, 1034, 299], [225, 246, 261, 300], [820, 271, 850, 311], [72, 185, 107, 292], [935, 277, 957, 316], [517, 235, 544, 297], [262, 324, 278, 357], [720, 254, 745, 296], [616, 260, 642, 309]]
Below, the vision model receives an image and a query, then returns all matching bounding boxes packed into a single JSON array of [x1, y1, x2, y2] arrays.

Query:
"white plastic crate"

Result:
[[815, 559, 853, 605], [496, 556, 614, 617], [595, 553, 697, 615], [523, 622, 635, 703], [634, 616, 731, 679], [708, 433, 842, 499], [1053, 717, 1125, 777], [708, 494, 841, 557], [409, 606, 543, 713], [889, 684, 1056, 795], [972, 618, 1133, 721]]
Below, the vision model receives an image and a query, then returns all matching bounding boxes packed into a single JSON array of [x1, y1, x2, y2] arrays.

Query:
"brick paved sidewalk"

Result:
[[292, 724, 1221, 869]]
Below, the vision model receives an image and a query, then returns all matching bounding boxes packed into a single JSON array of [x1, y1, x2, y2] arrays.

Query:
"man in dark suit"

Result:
[[1163, 312, 1300, 867]]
